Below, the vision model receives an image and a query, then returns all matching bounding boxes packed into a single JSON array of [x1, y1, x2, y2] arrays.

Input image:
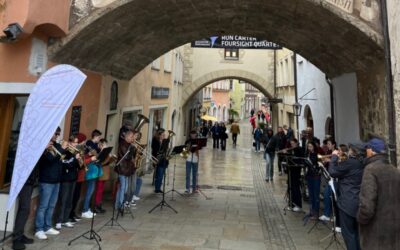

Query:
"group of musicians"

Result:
[[278, 127, 368, 250]]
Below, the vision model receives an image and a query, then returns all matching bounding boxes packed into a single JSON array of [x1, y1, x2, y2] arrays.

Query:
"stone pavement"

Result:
[[8, 123, 344, 250]]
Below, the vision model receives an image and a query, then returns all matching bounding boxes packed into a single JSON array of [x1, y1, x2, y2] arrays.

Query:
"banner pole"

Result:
[[1, 211, 10, 250]]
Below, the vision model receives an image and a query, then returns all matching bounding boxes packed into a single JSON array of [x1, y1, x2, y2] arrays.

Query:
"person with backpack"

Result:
[[253, 125, 263, 152]]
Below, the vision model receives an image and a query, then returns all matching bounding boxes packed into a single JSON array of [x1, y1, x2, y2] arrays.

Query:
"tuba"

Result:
[[133, 114, 149, 132]]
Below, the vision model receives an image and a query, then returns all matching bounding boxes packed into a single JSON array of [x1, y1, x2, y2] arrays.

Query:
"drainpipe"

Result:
[[293, 52, 299, 140], [380, 0, 397, 166], [325, 77, 335, 141]]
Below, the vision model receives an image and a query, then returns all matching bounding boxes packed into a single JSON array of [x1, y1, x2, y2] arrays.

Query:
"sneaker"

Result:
[[20, 235, 34, 244], [70, 218, 79, 223], [124, 201, 130, 208], [335, 227, 342, 233], [12, 240, 26, 250], [62, 222, 74, 228], [81, 211, 94, 219], [55, 223, 62, 230], [35, 231, 47, 240], [132, 195, 140, 201], [184, 189, 190, 194], [293, 206, 302, 212], [265, 179, 269, 182], [130, 201, 137, 206], [319, 215, 331, 221], [192, 189, 199, 193], [44, 228, 59, 235], [94, 205, 106, 214]]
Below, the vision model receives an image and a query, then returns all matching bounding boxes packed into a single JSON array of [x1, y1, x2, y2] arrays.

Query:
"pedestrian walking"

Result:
[[230, 121, 240, 146], [253, 125, 262, 152], [219, 123, 228, 151], [210, 122, 220, 149]]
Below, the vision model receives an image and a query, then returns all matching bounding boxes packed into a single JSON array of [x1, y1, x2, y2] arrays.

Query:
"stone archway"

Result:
[[51, 0, 383, 80], [182, 69, 273, 107]]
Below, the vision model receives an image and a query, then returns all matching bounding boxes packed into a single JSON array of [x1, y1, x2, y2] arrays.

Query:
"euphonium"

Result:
[[133, 114, 149, 132]]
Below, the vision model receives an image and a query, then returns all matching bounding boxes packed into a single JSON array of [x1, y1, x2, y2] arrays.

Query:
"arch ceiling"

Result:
[[49, 0, 384, 80]]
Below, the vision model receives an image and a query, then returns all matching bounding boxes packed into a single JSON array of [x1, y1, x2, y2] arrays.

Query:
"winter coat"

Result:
[[38, 143, 64, 184], [253, 128, 262, 140], [115, 141, 136, 177], [230, 123, 240, 134], [61, 151, 81, 182], [328, 155, 364, 218], [210, 125, 220, 138], [357, 154, 400, 250]]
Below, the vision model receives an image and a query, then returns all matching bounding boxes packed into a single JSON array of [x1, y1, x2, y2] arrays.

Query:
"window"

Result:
[[229, 80, 233, 90], [164, 51, 172, 72], [151, 58, 160, 70], [1, 95, 28, 189], [110, 81, 118, 111], [29, 38, 47, 76], [224, 48, 239, 60]]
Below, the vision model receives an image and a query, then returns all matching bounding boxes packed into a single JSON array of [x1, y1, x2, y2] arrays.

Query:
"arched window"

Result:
[[110, 81, 118, 111], [303, 105, 313, 129]]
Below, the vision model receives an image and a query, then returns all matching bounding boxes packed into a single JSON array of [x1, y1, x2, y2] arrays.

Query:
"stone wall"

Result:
[[387, 0, 400, 163], [357, 63, 387, 141]]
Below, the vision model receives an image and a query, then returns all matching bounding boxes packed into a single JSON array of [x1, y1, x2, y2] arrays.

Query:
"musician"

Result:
[[94, 139, 115, 213], [81, 129, 102, 219], [153, 129, 169, 193], [56, 135, 83, 230], [12, 165, 38, 249], [35, 127, 66, 240], [305, 141, 321, 219], [329, 144, 363, 250], [185, 130, 200, 193], [132, 132, 144, 201], [115, 130, 137, 212], [285, 138, 303, 212], [276, 127, 287, 175], [319, 139, 337, 222]]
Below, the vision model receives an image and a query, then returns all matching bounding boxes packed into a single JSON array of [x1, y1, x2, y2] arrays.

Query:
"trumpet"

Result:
[[180, 147, 189, 159], [48, 145, 66, 160], [318, 154, 333, 160], [276, 146, 299, 154]]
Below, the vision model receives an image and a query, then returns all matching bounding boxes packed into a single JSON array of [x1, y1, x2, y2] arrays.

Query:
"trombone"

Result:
[[48, 145, 66, 160], [132, 140, 158, 164]]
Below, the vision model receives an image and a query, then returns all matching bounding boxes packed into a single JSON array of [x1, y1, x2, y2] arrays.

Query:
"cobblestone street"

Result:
[[17, 124, 343, 250]]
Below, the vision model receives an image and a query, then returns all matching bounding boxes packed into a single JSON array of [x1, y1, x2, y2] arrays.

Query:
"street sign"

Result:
[[191, 36, 281, 50]]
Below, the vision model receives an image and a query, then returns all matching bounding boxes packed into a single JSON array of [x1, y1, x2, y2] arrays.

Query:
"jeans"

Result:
[[82, 179, 96, 212], [322, 185, 333, 217], [186, 161, 199, 191], [232, 134, 238, 145], [265, 152, 275, 180], [35, 182, 60, 232], [115, 175, 129, 208], [134, 176, 143, 196], [13, 184, 34, 240], [220, 139, 226, 150], [70, 182, 82, 219], [339, 209, 361, 250], [255, 140, 260, 151], [213, 137, 219, 148], [57, 182, 76, 223], [155, 160, 167, 191], [306, 176, 321, 216]]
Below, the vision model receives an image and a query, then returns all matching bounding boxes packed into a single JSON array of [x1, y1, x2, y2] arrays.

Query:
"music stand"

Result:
[[281, 154, 306, 215], [98, 145, 133, 233], [148, 158, 178, 214], [165, 145, 186, 200]]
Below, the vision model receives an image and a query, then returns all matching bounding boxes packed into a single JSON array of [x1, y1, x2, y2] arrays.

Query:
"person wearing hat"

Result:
[[357, 138, 400, 250]]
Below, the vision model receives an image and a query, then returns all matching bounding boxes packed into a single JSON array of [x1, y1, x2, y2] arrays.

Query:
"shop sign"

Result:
[[191, 35, 281, 49]]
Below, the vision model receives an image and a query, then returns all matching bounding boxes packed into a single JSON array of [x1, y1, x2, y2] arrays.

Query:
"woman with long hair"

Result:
[[305, 141, 321, 219]]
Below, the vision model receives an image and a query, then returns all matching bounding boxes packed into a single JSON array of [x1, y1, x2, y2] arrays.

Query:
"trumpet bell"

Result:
[[133, 114, 150, 132]]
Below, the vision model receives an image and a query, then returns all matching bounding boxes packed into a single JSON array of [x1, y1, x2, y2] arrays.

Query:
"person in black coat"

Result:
[[285, 138, 303, 211], [329, 145, 364, 250], [210, 122, 220, 149], [276, 127, 287, 175], [264, 129, 278, 181], [12, 166, 38, 250], [219, 123, 228, 151]]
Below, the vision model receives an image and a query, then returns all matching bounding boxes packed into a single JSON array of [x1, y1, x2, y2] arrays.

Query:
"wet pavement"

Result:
[[8, 123, 345, 250]]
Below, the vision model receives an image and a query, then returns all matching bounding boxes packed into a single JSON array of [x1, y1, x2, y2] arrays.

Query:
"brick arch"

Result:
[[50, 0, 383, 80], [181, 69, 273, 107]]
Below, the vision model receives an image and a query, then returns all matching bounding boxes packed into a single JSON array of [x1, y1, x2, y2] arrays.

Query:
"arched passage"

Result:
[[182, 69, 273, 108], [50, 0, 383, 80]]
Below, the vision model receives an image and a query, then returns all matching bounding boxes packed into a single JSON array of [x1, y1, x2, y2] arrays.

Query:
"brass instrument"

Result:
[[49, 145, 66, 160], [133, 114, 150, 132], [180, 147, 189, 159], [276, 146, 298, 154], [318, 154, 333, 161], [130, 114, 158, 165]]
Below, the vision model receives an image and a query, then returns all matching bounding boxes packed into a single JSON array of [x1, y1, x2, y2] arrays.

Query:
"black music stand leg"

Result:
[[319, 191, 344, 249], [149, 166, 178, 214], [165, 156, 184, 200], [68, 204, 102, 249], [98, 202, 127, 232]]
